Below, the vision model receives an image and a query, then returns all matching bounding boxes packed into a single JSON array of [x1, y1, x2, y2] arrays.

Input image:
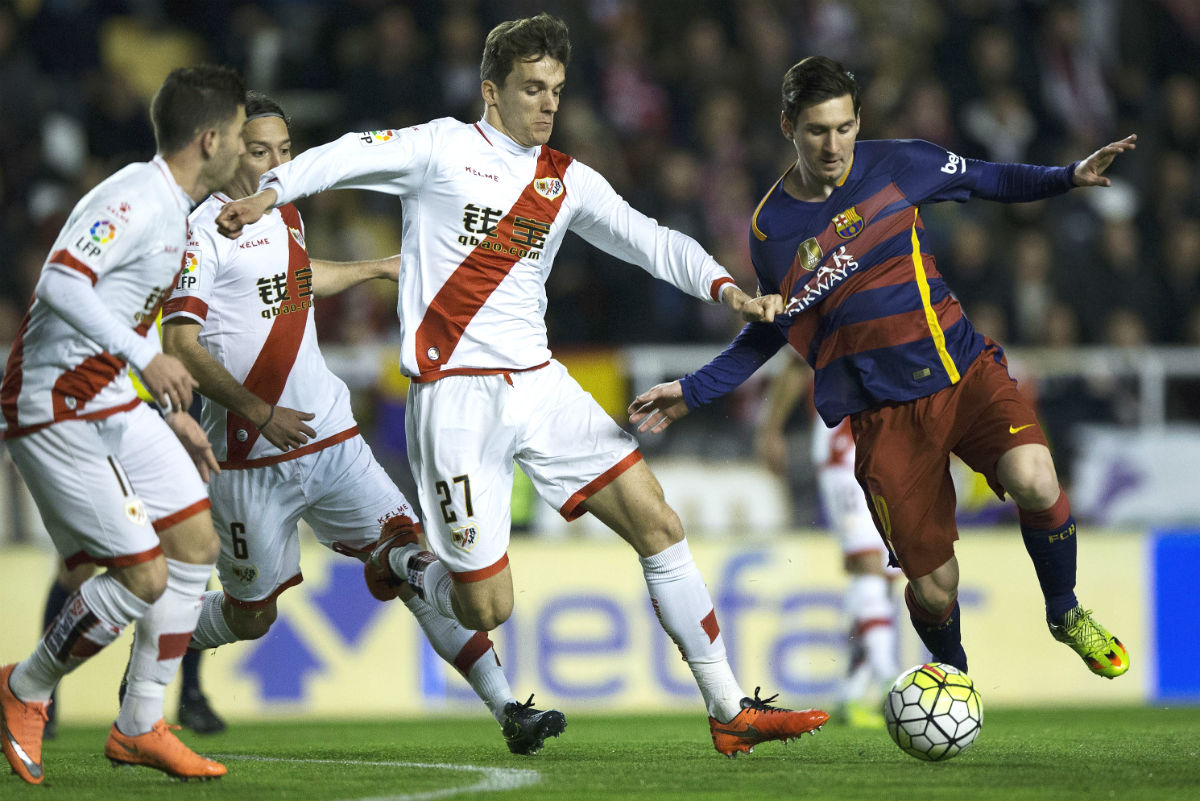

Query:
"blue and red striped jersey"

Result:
[[682, 139, 1077, 426]]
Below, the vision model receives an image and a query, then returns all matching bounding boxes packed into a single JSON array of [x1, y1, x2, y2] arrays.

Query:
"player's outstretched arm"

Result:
[[628, 380, 690, 434], [1073, 134, 1137, 187], [162, 319, 315, 451], [310, 254, 400, 299], [214, 188, 278, 239], [721, 285, 785, 323], [163, 410, 220, 482]]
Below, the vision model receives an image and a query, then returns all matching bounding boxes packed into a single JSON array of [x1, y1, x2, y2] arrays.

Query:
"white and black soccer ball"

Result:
[[883, 663, 983, 762]]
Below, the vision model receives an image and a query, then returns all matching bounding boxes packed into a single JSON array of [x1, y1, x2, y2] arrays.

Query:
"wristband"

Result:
[[257, 404, 275, 430]]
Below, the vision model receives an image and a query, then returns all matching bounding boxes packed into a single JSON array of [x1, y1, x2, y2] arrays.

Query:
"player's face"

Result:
[[783, 94, 859, 191], [229, 116, 292, 199], [201, 106, 247, 194], [483, 56, 565, 148]]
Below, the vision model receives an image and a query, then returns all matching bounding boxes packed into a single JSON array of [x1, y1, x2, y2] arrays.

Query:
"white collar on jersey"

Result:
[[476, 116, 541, 158]]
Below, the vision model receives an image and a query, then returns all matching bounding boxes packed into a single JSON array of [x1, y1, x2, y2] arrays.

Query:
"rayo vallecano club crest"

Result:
[[533, 177, 564, 200], [796, 237, 823, 271], [833, 206, 864, 239]]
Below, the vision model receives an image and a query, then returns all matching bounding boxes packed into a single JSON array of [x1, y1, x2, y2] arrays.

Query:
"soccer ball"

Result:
[[883, 663, 983, 762]]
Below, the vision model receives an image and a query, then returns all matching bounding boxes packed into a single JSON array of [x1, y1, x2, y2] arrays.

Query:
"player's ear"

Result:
[[481, 79, 500, 107], [198, 127, 218, 159], [780, 111, 794, 141]]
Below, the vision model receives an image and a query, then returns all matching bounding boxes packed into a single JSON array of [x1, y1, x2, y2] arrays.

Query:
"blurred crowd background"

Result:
[[2, 0, 1198, 350], [1, 0, 1198, 511]]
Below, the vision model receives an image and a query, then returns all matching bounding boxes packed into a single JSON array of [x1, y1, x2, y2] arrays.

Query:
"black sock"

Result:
[[905, 585, 968, 673], [1021, 519, 1079, 623], [180, 648, 202, 697]]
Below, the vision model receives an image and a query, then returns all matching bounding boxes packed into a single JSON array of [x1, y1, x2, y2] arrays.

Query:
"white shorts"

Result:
[[5, 403, 209, 567], [406, 360, 640, 579], [207, 433, 413, 605], [817, 463, 888, 561]]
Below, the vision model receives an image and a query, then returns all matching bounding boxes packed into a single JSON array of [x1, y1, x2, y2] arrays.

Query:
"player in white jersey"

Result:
[[0, 65, 246, 786], [163, 91, 564, 755], [755, 354, 900, 728], [216, 14, 828, 756]]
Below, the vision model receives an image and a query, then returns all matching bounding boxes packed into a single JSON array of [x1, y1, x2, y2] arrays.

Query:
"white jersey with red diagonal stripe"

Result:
[[260, 117, 735, 380], [1, 156, 190, 437], [162, 194, 355, 465]]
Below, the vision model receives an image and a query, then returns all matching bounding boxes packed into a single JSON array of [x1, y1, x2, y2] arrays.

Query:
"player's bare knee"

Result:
[[998, 446, 1059, 509], [109, 559, 168, 604], [624, 502, 685, 557], [226, 601, 277, 640], [452, 591, 512, 632]]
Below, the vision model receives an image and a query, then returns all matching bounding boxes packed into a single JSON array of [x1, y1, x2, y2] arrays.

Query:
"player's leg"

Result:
[[851, 401, 968, 673], [189, 462, 308, 650], [308, 437, 563, 754], [38, 561, 95, 739], [1, 422, 165, 785], [819, 463, 898, 726], [105, 408, 225, 779], [582, 461, 829, 755], [957, 353, 1128, 679]]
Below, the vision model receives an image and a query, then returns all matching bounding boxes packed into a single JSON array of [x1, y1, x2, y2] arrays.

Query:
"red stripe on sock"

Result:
[[452, 631, 496, 677], [700, 608, 721, 643], [1018, 488, 1071, 531], [157, 632, 192, 661]]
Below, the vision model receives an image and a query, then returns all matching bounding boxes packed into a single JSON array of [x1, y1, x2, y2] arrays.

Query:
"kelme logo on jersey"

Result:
[[450, 522, 479, 552], [358, 130, 397, 146], [832, 207, 863, 240], [796, 237, 823, 271], [89, 220, 117, 245], [533, 177, 564, 200]]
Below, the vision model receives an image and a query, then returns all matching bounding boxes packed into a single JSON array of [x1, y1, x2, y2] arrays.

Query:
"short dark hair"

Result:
[[781, 56, 860, 123], [151, 64, 246, 155], [480, 13, 571, 86], [245, 90, 290, 128]]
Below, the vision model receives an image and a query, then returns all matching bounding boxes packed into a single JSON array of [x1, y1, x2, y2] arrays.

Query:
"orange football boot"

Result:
[[104, 719, 226, 781], [1, 664, 48, 785], [708, 687, 829, 757]]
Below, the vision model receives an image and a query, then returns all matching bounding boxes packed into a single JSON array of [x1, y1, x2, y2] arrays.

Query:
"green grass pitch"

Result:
[[4, 707, 1199, 800]]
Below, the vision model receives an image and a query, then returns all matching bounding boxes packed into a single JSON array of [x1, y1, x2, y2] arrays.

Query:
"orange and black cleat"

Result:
[[1, 664, 48, 785], [104, 719, 226, 781], [708, 687, 829, 757]]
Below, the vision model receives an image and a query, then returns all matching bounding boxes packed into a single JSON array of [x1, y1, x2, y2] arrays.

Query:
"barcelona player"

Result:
[[629, 56, 1134, 681]]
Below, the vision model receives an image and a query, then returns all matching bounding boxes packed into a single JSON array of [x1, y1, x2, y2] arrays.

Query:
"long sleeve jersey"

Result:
[[682, 139, 1077, 426], [2, 156, 190, 438], [258, 117, 735, 380], [162, 195, 356, 467]]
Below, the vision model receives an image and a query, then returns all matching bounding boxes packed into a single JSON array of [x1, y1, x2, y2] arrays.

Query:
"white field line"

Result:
[[212, 754, 541, 801]]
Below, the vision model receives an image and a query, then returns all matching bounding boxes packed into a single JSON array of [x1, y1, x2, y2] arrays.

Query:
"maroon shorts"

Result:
[[848, 344, 1047, 579]]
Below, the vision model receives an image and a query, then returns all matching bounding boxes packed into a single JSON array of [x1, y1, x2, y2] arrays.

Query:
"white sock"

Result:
[[11, 573, 147, 702], [117, 559, 210, 736], [640, 539, 744, 721], [399, 550, 457, 621], [845, 574, 899, 685], [403, 595, 513, 722], [189, 590, 238, 649]]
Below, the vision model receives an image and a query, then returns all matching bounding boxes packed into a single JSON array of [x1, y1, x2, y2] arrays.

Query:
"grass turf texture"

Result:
[[4, 707, 1198, 801]]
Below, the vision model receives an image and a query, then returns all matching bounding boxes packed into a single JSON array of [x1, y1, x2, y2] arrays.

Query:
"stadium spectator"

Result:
[[0, 63, 246, 786], [213, 12, 831, 757], [628, 55, 1135, 686]]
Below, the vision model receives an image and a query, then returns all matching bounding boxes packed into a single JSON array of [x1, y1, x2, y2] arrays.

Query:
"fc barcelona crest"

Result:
[[533, 177, 564, 200], [797, 237, 823, 271], [833, 206, 864, 240]]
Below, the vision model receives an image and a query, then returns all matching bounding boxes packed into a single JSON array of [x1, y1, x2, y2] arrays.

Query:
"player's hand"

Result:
[[164, 411, 220, 482], [139, 353, 196, 414], [215, 189, 278, 239], [258, 404, 316, 451], [1073, 134, 1136, 187], [739, 293, 785, 323], [627, 380, 689, 434]]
